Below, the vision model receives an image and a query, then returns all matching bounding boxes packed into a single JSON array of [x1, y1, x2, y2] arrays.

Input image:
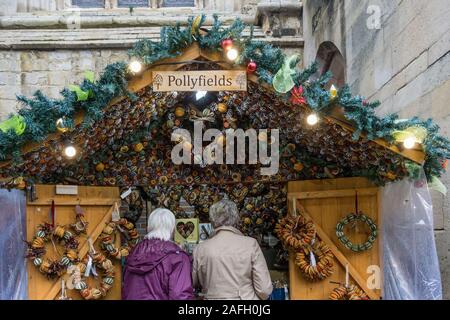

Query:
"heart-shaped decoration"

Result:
[[177, 221, 195, 239]]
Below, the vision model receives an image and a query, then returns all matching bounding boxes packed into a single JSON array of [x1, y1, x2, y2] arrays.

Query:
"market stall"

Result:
[[0, 15, 448, 300]]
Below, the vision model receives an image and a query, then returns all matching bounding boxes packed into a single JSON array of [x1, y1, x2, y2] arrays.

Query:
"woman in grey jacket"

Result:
[[192, 200, 273, 300]]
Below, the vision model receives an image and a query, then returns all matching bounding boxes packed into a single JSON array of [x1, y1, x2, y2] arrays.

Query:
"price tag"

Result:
[[121, 187, 132, 199]]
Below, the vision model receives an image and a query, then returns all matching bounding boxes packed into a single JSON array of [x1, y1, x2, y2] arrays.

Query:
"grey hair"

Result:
[[145, 208, 176, 241], [209, 199, 240, 228]]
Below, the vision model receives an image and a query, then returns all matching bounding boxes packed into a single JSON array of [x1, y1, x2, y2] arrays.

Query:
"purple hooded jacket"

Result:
[[122, 238, 194, 300]]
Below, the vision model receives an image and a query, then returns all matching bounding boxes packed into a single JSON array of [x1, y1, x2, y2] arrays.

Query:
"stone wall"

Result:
[[302, 0, 450, 298], [0, 49, 127, 119]]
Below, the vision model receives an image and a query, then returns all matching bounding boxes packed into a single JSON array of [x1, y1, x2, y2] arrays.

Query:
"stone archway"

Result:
[[315, 41, 346, 88]]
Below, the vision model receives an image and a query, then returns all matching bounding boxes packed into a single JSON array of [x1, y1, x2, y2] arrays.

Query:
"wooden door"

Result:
[[26, 185, 121, 300], [287, 177, 381, 300]]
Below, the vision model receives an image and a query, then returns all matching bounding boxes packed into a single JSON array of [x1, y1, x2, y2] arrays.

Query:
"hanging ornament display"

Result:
[[272, 55, 299, 93], [246, 60, 257, 73], [0, 115, 26, 135], [70, 250, 116, 300], [55, 117, 70, 133], [275, 213, 316, 249], [217, 103, 228, 113], [295, 240, 334, 281], [221, 39, 233, 51], [175, 106, 186, 118], [95, 162, 105, 172], [329, 84, 338, 99], [133, 142, 144, 152], [99, 218, 139, 259], [26, 222, 80, 279], [335, 212, 378, 252], [290, 85, 306, 105], [329, 284, 369, 300]]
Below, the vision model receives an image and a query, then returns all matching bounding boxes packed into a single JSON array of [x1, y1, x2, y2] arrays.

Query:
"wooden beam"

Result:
[[0, 42, 425, 170], [42, 204, 115, 300], [287, 187, 379, 200], [27, 199, 118, 206], [295, 200, 380, 300]]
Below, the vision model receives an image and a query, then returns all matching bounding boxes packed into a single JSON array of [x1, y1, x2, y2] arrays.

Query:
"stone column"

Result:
[[256, 0, 303, 37]]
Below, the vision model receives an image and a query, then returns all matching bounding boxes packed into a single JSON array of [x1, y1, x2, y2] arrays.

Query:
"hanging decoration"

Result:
[[335, 212, 378, 252], [26, 222, 80, 279], [329, 84, 338, 100], [0, 115, 26, 135], [274, 213, 316, 250], [295, 240, 334, 281], [99, 218, 139, 259], [0, 14, 448, 185], [329, 284, 369, 300], [71, 250, 116, 300], [55, 117, 70, 133], [246, 60, 257, 73], [290, 85, 306, 105], [272, 55, 299, 93]]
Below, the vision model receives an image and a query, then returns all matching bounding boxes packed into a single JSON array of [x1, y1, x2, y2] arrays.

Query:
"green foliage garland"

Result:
[[0, 14, 449, 183]]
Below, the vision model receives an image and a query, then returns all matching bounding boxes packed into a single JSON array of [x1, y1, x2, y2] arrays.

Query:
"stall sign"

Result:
[[152, 70, 247, 92]]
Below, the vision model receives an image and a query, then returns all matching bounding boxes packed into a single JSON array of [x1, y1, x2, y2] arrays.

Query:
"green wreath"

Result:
[[336, 212, 377, 252]]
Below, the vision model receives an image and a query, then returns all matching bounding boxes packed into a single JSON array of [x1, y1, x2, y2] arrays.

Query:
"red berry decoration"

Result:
[[221, 39, 233, 51], [247, 60, 257, 73]]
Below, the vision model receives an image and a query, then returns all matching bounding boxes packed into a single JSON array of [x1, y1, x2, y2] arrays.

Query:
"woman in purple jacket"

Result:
[[122, 208, 194, 300]]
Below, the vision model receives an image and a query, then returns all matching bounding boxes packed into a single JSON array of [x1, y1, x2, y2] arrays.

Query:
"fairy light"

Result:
[[129, 60, 143, 73], [306, 113, 319, 126], [64, 145, 77, 158], [403, 136, 416, 149], [196, 91, 207, 100], [226, 48, 238, 61]]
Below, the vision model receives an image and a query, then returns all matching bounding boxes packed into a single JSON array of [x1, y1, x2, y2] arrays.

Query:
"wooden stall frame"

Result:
[[287, 178, 382, 300], [26, 185, 121, 300]]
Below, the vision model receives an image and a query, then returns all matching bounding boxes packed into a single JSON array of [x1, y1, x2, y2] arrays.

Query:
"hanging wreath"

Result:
[[27, 223, 80, 279], [329, 284, 369, 300], [295, 240, 334, 281], [99, 218, 139, 259], [66, 250, 116, 300], [336, 212, 378, 252], [275, 213, 316, 249]]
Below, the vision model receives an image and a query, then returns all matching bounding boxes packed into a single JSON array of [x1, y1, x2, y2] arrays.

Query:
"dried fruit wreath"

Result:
[[26, 205, 87, 278], [336, 212, 378, 252], [275, 212, 334, 281], [329, 284, 369, 300], [27, 205, 138, 299]]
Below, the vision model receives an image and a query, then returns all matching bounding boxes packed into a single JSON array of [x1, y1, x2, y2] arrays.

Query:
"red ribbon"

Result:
[[51, 200, 55, 227]]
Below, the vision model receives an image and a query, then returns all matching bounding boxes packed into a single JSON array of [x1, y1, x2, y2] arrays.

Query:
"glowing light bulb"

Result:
[[226, 48, 238, 61], [129, 60, 143, 73], [196, 91, 207, 100], [403, 136, 416, 149], [64, 145, 77, 158], [306, 113, 319, 126]]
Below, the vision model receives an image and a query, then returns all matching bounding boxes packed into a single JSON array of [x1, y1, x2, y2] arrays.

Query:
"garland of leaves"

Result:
[[0, 14, 448, 183]]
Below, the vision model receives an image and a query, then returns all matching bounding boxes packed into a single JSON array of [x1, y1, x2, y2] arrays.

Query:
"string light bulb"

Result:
[[196, 91, 207, 100], [64, 145, 77, 158], [403, 136, 416, 149], [129, 60, 143, 73], [226, 48, 238, 61], [306, 113, 319, 126]]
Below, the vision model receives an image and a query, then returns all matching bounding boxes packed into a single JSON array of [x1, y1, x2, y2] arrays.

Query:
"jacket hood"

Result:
[[125, 239, 185, 275]]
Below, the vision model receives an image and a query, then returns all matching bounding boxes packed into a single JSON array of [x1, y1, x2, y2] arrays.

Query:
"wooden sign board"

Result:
[[152, 70, 247, 92]]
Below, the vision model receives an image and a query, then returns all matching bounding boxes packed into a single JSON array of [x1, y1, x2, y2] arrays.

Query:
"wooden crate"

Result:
[[26, 185, 121, 300], [287, 177, 381, 300]]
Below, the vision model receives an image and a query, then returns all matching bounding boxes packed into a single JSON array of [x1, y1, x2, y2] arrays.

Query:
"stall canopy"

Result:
[[0, 14, 447, 301]]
